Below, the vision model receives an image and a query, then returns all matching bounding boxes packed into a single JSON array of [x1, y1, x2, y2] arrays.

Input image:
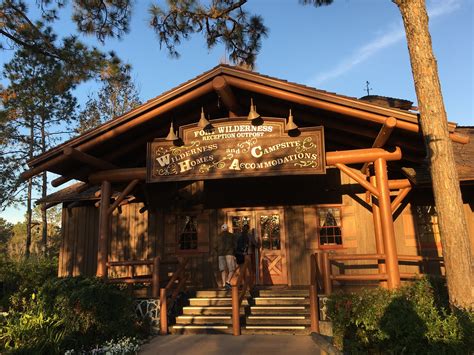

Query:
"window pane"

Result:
[[317, 207, 342, 246], [178, 215, 198, 250]]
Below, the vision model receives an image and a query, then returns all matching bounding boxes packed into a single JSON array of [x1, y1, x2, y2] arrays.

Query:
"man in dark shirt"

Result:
[[217, 223, 237, 290]]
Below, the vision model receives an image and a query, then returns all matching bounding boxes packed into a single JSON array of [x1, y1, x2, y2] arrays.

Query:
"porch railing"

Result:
[[106, 256, 160, 298], [160, 257, 189, 335], [309, 253, 320, 333], [231, 255, 253, 336], [314, 251, 444, 295]]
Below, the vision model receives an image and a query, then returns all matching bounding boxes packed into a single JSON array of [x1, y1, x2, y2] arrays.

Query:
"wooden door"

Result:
[[256, 210, 288, 285]]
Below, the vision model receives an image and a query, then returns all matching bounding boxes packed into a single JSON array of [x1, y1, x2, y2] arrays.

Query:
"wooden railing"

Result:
[[160, 257, 189, 335], [309, 253, 320, 333], [315, 251, 444, 295], [231, 255, 253, 336], [107, 256, 160, 298]]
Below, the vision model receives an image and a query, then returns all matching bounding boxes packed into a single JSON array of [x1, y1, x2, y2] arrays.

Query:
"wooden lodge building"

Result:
[[24, 65, 474, 334]]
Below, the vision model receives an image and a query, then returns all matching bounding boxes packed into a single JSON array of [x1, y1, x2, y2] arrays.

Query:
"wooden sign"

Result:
[[147, 118, 325, 182]]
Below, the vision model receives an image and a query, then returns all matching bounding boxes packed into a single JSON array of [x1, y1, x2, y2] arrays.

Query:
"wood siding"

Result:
[[59, 171, 473, 288]]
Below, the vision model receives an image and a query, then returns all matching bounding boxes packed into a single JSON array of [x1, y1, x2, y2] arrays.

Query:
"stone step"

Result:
[[170, 325, 233, 335], [175, 315, 233, 325], [182, 306, 246, 315], [252, 297, 310, 305], [249, 305, 309, 315], [188, 297, 249, 306], [245, 315, 311, 326], [242, 325, 311, 335]]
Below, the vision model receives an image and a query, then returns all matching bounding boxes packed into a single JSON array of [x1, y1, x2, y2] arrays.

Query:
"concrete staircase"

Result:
[[170, 287, 324, 335], [243, 287, 311, 335], [170, 289, 248, 334]]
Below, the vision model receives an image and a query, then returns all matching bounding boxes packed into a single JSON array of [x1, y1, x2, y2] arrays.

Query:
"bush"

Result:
[[1, 277, 146, 354], [0, 256, 57, 310], [327, 277, 474, 354]]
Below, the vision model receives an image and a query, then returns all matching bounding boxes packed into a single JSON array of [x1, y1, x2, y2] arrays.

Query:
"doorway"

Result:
[[227, 209, 288, 285]]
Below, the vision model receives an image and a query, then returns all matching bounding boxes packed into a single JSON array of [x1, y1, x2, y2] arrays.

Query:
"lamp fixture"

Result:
[[247, 98, 261, 121], [198, 107, 210, 128], [165, 121, 179, 141], [286, 109, 299, 131]]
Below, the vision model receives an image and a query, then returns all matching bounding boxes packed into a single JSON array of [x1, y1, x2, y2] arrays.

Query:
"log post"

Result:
[[310, 284, 320, 333], [370, 175, 388, 288], [160, 288, 167, 335], [96, 180, 111, 278], [374, 158, 401, 289], [322, 252, 332, 295], [152, 256, 160, 298], [232, 285, 241, 336]]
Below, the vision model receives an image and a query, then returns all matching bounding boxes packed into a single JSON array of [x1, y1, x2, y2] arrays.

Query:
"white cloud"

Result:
[[309, 0, 462, 86]]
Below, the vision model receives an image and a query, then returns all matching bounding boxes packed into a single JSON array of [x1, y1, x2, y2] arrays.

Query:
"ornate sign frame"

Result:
[[147, 117, 325, 182]]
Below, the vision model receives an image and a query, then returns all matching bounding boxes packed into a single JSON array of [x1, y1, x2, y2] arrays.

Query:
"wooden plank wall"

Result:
[[59, 204, 99, 277]]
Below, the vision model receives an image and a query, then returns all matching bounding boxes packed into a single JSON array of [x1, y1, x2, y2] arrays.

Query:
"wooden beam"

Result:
[[107, 179, 140, 215], [335, 163, 380, 197], [223, 75, 469, 144], [388, 179, 411, 190], [391, 186, 412, 213], [212, 76, 242, 115], [326, 147, 402, 165], [22, 81, 214, 181], [89, 168, 146, 184], [361, 117, 398, 173], [63, 147, 117, 170], [374, 158, 400, 289], [97, 180, 111, 278]]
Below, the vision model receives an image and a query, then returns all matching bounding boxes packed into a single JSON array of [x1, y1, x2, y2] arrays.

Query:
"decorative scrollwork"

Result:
[[169, 141, 200, 156], [294, 160, 318, 168], [199, 164, 211, 173], [238, 138, 257, 153], [212, 153, 234, 169], [158, 163, 178, 176], [295, 137, 316, 153]]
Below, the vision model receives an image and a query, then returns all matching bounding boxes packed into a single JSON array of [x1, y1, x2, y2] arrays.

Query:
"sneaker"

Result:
[[225, 282, 231, 290]]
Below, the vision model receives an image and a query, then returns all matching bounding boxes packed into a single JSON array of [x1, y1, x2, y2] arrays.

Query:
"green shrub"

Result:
[[1, 277, 146, 354], [327, 277, 474, 354], [0, 256, 57, 310]]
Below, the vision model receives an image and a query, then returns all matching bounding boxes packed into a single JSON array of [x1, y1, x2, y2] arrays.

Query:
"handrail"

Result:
[[231, 255, 253, 336], [106, 256, 160, 298], [309, 253, 320, 333], [321, 251, 445, 294], [160, 257, 189, 335]]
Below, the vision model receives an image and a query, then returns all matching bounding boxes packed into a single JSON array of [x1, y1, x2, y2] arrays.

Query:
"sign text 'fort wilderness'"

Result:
[[147, 118, 326, 182]]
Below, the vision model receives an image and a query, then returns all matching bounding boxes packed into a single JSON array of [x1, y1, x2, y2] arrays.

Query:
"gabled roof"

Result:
[[24, 64, 469, 183]]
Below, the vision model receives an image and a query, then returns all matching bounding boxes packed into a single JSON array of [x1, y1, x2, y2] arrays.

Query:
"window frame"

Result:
[[315, 205, 344, 250]]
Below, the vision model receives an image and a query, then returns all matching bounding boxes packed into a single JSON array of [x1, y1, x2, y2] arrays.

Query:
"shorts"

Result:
[[218, 255, 236, 272]]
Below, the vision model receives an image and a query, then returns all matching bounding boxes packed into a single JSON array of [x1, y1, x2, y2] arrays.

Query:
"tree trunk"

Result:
[[41, 117, 48, 255], [25, 121, 34, 259], [394, 0, 473, 308]]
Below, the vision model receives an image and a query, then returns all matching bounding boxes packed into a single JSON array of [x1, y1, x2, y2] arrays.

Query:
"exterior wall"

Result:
[[59, 172, 473, 288]]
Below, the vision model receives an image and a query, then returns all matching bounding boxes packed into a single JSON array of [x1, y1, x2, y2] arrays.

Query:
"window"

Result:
[[317, 207, 342, 246], [414, 205, 441, 246], [177, 215, 198, 250]]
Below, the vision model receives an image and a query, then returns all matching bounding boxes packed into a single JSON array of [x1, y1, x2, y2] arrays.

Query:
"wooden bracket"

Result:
[[335, 163, 380, 197], [107, 179, 140, 215]]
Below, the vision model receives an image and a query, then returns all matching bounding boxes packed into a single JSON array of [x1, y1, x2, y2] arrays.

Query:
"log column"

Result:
[[374, 158, 400, 289], [96, 180, 111, 278], [370, 174, 388, 288]]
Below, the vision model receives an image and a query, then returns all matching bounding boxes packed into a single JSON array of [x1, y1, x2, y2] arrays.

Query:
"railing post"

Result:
[[160, 288, 167, 335], [152, 256, 160, 298], [310, 284, 320, 333], [231, 284, 241, 336], [322, 252, 332, 295]]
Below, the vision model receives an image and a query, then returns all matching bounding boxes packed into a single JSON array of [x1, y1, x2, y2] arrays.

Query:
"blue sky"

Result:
[[1, 0, 473, 223]]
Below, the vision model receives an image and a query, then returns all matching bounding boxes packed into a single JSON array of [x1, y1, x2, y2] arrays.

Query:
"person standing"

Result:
[[217, 223, 237, 290]]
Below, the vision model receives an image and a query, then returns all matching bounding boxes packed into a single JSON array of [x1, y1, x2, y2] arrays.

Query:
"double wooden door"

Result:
[[227, 209, 288, 285]]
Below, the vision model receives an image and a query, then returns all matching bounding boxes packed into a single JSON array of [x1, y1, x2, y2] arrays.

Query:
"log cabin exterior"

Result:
[[25, 65, 473, 334]]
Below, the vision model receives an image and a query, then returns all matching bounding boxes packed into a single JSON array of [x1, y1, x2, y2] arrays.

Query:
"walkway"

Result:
[[140, 335, 323, 355]]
